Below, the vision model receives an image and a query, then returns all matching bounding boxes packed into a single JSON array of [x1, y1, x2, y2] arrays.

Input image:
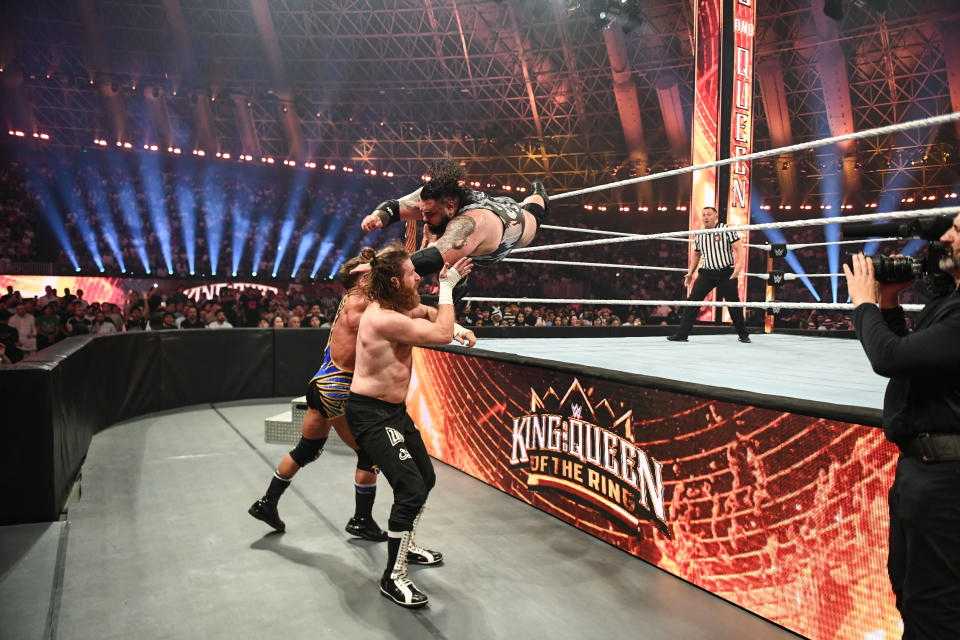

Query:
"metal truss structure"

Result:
[[2, 0, 958, 204]]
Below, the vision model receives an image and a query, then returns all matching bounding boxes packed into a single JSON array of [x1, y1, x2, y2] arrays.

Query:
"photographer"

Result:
[[843, 213, 960, 638]]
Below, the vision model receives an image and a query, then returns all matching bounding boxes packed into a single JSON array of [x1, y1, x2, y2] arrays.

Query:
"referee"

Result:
[[667, 206, 751, 343]]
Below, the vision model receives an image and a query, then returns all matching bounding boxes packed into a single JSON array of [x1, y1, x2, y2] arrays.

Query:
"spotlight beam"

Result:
[[752, 200, 820, 300], [202, 165, 226, 275], [110, 155, 151, 273], [271, 171, 310, 277], [175, 176, 196, 274], [54, 158, 104, 272], [29, 172, 80, 271], [82, 161, 126, 272], [138, 153, 174, 274]]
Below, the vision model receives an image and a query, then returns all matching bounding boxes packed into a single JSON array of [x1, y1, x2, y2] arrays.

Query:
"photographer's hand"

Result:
[[875, 254, 913, 309], [842, 253, 878, 306]]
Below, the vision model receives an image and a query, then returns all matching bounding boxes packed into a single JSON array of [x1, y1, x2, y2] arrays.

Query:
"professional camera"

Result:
[[841, 215, 953, 286]]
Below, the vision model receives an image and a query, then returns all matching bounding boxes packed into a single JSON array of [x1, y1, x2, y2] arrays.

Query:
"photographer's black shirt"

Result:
[[852, 293, 960, 446]]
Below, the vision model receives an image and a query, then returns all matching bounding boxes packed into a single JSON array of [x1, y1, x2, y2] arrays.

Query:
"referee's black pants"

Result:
[[675, 266, 748, 338], [888, 455, 960, 638], [345, 392, 435, 532]]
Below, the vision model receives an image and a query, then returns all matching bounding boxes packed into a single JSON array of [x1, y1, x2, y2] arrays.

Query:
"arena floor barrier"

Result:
[[408, 335, 899, 640], [0, 328, 329, 525]]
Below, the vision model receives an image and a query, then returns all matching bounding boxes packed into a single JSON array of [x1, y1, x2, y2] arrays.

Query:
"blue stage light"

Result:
[[110, 155, 151, 273], [815, 147, 843, 302], [138, 152, 174, 274], [752, 194, 820, 301], [271, 171, 310, 277], [329, 223, 365, 277], [202, 166, 225, 276], [52, 158, 104, 272], [82, 162, 126, 272], [230, 201, 252, 277], [251, 216, 272, 279], [291, 231, 316, 278], [310, 241, 336, 279], [175, 178, 197, 276], [310, 177, 367, 278]]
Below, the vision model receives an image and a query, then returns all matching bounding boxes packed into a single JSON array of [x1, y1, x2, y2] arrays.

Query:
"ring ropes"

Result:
[[466, 113, 960, 314]]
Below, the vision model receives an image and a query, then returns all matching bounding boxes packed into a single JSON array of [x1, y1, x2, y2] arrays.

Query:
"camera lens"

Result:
[[872, 255, 921, 283]]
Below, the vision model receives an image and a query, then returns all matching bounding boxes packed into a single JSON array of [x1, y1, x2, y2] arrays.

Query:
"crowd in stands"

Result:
[[0, 161, 37, 272], [0, 280, 347, 363], [2, 242, 941, 364], [0, 149, 947, 363], [0, 150, 406, 279]]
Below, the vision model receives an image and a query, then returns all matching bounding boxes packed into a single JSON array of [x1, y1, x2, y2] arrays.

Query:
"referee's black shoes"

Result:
[[666, 333, 752, 343]]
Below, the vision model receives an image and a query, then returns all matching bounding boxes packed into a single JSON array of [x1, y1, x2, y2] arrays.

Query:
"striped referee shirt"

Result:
[[694, 222, 741, 270]]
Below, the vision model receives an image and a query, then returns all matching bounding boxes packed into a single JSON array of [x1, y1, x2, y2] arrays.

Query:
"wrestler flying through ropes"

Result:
[[359, 159, 549, 293]]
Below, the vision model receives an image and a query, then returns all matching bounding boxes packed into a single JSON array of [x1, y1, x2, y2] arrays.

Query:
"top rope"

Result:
[[551, 111, 960, 200]]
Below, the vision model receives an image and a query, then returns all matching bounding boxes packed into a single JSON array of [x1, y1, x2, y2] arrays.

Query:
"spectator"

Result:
[[125, 306, 148, 332], [92, 312, 118, 334], [208, 309, 233, 329], [0, 310, 23, 362], [37, 286, 58, 308], [157, 312, 178, 330], [74, 289, 88, 311], [35, 303, 61, 349], [65, 306, 91, 336], [1, 286, 21, 308], [179, 307, 205, 329]]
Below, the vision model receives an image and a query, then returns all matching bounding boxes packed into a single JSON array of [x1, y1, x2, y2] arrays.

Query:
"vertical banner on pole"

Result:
[[724, 0, 755, 321], [691, 0, 755, 325], [689, 0, 722, 320]]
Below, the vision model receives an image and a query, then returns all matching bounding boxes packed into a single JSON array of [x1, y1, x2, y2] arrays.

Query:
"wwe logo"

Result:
[[773, 274, 783, 284], [570, 403, 583, 419]]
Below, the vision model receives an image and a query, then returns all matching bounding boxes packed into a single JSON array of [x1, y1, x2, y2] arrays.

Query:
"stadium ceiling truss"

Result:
[[2, 0, 958, 202]]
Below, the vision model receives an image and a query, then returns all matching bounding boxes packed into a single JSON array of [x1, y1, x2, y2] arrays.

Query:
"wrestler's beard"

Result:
[[427, 218, 449, 236], [396, 283, 421, 311]]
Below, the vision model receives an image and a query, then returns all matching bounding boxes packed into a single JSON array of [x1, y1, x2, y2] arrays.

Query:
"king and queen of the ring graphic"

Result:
[[506, 379, 671, 537]]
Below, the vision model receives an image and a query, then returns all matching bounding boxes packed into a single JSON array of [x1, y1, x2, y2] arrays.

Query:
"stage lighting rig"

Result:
[[824, 0, 889, 21], [569, 0, 643, 32]]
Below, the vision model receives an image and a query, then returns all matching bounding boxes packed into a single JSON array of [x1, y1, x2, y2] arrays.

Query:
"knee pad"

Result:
[[522, 201, 547, 225], [289, 436, 327, 468], [410, 246, 445, 277], [356, 448, 378, 474]]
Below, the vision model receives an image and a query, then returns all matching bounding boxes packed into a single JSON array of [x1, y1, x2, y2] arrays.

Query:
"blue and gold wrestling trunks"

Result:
[[306, 344, 353, 420]]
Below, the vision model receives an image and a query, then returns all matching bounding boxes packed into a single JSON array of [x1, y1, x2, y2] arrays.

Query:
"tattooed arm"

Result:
[[360, 187, 424, 232], [433, 212, 484, 264], [397, 188, 423, 220]]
